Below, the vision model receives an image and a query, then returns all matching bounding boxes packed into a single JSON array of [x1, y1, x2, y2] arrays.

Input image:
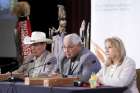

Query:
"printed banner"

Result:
[[17, 16, 32, 59]]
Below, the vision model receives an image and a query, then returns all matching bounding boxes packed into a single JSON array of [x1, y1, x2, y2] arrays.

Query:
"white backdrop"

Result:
[[91, 0, 140, 68]]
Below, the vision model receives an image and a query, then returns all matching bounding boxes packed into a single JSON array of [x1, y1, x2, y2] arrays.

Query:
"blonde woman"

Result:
[[96, 37, 139, 93]]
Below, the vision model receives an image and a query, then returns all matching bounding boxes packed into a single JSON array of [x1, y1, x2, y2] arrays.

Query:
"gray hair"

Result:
[[64, 33, 82, 45]]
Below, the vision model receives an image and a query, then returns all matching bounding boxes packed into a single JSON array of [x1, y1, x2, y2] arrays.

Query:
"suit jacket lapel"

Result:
[[60, 58, 71, 75], [71, 61, 79, 73], [70, 52, 82, 75]]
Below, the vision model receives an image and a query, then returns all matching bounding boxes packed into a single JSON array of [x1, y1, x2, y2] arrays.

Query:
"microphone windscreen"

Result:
[[46, 62, 51, 65], [30, 60, 34, 63]]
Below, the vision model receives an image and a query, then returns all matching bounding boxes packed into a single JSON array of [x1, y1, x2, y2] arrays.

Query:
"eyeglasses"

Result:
[[63, 46, 75, 50]]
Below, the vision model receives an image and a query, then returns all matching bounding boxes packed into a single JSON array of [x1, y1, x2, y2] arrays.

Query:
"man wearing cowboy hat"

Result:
[[12, 31, 57, 78]]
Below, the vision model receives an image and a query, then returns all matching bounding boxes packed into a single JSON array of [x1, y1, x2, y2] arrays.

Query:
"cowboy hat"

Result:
[[23, 31, 52, 44]]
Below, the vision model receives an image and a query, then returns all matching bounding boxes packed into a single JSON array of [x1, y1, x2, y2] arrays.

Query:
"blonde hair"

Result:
[[12, 1, 30, 17], [105, 37, 126, 66]]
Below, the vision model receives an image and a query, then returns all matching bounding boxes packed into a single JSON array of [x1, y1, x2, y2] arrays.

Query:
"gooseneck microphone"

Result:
[[7, 60, 34, 82], [27, 62, 51, 77]]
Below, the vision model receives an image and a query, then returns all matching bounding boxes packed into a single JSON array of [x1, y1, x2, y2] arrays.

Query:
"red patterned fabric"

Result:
[[16, 16, 32, 60]]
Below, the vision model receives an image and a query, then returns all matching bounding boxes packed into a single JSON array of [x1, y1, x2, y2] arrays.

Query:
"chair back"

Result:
[[136, 69, 140, 92]]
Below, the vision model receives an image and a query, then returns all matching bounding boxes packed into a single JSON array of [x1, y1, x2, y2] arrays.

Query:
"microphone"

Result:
[[9, 60, 34, 73], [7, 60, 34, 82], [27, 62, 51, 77]]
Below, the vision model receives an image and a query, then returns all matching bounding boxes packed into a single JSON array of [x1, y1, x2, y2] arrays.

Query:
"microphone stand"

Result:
[[27, 62, 51, 77], [7, 72, 20, 82], [7, 71, 24, 82], [7, 60, 34, 82], [27, 64, 45, 77]]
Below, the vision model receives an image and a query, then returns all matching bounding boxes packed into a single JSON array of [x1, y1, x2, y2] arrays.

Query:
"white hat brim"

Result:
[[23, 36, 52, 44]]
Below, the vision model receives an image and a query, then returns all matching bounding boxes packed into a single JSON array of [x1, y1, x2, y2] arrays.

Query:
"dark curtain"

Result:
[[18, 0, 59, 51], [18, 0, 91, 48], [63, 0, 91, 34], [18, 0, 91, 35], [19, 0, 58, 37]]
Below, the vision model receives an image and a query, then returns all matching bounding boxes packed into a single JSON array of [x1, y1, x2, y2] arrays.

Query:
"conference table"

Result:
[[0, 81, 127, 93]]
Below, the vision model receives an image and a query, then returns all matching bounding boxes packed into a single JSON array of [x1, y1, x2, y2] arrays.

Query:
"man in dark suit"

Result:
[[56, 33, 101, 82]]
